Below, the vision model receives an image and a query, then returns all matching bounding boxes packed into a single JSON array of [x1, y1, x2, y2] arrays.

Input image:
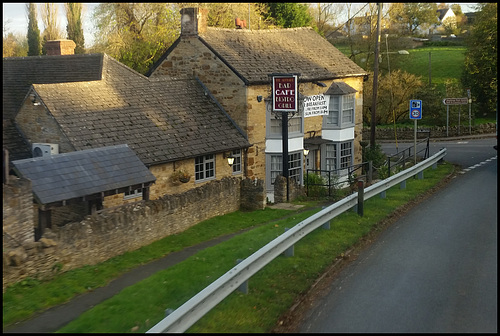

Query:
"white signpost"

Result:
[[303, 94, 330, 117], [442, 97, 469, 136]]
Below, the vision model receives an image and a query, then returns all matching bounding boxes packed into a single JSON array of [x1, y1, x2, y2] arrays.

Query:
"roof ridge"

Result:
[[2, 53, 103, 62], [102, 54, 149, 81], [205, 26, 313, 34]]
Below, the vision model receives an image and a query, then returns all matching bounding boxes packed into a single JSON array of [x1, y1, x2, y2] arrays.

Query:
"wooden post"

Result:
[[357, 180, 364, 217]]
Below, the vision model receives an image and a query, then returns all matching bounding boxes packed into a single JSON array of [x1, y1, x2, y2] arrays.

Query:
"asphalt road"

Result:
[[298, 140, 497, 332]]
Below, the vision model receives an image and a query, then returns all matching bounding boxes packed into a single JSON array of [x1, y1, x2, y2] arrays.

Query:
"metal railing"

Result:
[[305, 161, 372, 197], [386, 131, 430, 177], [147, 148, 447, 333]]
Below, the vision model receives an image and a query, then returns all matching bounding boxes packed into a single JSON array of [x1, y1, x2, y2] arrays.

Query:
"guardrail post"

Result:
[[400, 179, 406, 189], [380, 190, 386, 198], [320, 207, 331, 229], [418, 171, 424, 179], [283, 228, 294, 257], [357, 180, 364, 216], [236, 259, 248, 294]]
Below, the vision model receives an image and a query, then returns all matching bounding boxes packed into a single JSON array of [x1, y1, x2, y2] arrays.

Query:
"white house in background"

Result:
[[434, 8, 457, 34]]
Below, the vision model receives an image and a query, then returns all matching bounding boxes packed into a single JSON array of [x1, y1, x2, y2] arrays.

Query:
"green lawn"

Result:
[[2, 207, 294, 328], [335, 44, 466, 89], [50, 162, 454, 333], [394, 47, 466, 86]]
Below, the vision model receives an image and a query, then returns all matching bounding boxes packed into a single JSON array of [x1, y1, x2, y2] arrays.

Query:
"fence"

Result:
[[386, 131, 430, 177], [147, 148, 447, 333], [305, 161, 372, 197]]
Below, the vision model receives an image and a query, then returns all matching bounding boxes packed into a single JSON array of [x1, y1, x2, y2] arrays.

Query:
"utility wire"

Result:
[[325, 3, 370, 39]]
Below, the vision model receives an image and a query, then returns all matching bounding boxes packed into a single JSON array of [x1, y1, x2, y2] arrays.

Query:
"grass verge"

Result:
[[53, 161, 454, 333], [2, 207, 296, 328]]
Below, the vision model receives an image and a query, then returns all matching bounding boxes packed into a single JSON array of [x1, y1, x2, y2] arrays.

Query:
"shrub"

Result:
[[362, 142, 387, 169]]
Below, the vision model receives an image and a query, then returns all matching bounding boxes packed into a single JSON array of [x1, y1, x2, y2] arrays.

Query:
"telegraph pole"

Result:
[[370, 3, 382, 149]]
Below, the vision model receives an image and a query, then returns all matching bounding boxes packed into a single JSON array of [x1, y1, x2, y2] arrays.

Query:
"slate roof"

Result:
[[3, 120, 32, 162], [3, 54, 105, 162], [149, 26, 367, 84], [11, 144, 156, 205], [325, 81, 358, 95], [30, 54, 250, 166], [2, 53, 104, 120]]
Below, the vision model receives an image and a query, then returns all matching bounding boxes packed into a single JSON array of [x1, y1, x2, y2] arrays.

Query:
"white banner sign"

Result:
[[303, 94, 330, 117]]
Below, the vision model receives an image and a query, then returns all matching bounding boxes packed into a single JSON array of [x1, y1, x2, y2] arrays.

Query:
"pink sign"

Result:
[[273, 75, 297, 112]]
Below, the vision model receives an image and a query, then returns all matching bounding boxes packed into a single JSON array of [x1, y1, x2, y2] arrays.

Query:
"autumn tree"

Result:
[[174, 3, 271, 29], [65, 3, 85, 54], [388, 3, 439, 35], [40, 3, 64, 54], [363, 69, 425, 125], [26, 3, 41, 56], [461, 3, 497, 118], [92, 3, 180, 74], [449, 4, 467, 35], [3, 21, 28, 57]]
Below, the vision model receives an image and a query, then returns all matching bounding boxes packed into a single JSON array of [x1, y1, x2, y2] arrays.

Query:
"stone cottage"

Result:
[[4, 41, 251, 233], [147, 7, 368, 201]]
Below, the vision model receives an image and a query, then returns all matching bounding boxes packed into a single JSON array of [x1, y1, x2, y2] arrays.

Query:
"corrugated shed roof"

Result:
[[11, 144, 156, 205]]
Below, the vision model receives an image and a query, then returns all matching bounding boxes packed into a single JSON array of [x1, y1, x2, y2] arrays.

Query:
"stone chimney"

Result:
[[180, 7, 208, 36], [45, 39, 76, 56]]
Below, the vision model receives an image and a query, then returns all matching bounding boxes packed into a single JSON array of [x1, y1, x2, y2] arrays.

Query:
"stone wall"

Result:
[[3, 177, 265, 291], [3, 176, 34, 248], [273, 175, 306, 204], [363, 123, 496, 141], [240, 177, 266, 211]]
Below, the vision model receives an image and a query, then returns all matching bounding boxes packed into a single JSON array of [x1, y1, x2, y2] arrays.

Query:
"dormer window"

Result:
[[323, 82, 357, 129]]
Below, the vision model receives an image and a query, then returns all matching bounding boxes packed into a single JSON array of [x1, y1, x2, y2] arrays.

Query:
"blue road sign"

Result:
[[410, 99, 422, 120]]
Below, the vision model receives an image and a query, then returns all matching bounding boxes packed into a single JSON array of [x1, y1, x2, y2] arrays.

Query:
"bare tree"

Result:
[[40, 3, 63, 54], [309, 3, 343, 37], [40, 3, 63, 40]]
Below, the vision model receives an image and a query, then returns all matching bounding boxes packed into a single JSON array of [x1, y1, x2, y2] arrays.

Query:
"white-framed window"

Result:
[[342, 94, 355, 124], [325, 143, 337, 171], [288, 152, 302, 183], [195, 154, 215, 181], [231, 149, 242, 174], [340, 142, 352, 169], [267, 152, 304, 190], [326, 96, 339, 126], [266, 99, 304, 137], [124, 188, 142, 200], [324, 93, 355, 128], [322, 141, 353, 173]]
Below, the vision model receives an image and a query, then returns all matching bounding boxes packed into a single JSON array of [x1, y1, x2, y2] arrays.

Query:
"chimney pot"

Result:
[[180, 7, 207, 36], [45, 39, 76, 56]]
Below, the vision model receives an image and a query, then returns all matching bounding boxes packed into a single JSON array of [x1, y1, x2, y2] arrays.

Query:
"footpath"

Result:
[[3, 203, 314, 333], [4, 133, 496, 333]]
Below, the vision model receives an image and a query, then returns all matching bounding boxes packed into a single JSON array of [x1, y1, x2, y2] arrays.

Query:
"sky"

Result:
[[3, 3, 100, 47], [3, 3, 480, 49]]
